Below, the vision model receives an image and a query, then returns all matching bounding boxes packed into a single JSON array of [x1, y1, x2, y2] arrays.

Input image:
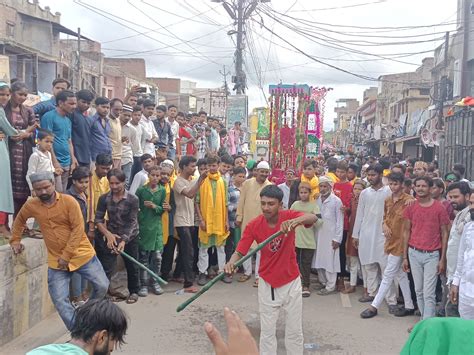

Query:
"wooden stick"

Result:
[[120, 251, 168, 286], [176, 230, 284, 312]]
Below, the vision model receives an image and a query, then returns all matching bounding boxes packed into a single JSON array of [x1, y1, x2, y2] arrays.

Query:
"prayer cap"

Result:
[[30, 171, 55, 184], [319, 176, 333, 187], [246, 159, 257, 169], [123, 104, 133, 112], [256, 161, 270, 170], [161, 159, 174, 167]]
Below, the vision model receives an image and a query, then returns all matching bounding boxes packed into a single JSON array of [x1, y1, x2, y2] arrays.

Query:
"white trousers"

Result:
[[243, 251, 261, 278], [348, 256, 361, 287], [364, 261, 396, 304], [198, 246, 226, 274], [317, 269, 337, 291], [371, 254, 414, 310], [258, 277, 303, 355]]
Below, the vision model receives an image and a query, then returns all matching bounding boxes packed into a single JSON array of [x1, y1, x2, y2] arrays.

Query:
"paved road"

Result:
[[2, 277, 415, 354]]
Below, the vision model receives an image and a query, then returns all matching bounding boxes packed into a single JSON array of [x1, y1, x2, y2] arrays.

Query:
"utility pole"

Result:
[[461, 0, 470, 97], [219, 65, 230, 95], [438, 31, 449, 129], [214, 0, 269, 94]]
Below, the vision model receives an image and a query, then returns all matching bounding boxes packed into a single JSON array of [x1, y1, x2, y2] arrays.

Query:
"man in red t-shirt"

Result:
[[225, 185, 317, 355], [176, 112, 195, 157], [333, 160, 353, 290], [402, 176, 450, 322]]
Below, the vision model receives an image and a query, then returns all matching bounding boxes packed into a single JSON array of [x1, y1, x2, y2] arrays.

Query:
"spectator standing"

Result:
[[153, 105, 173, 157], [89, 97, 112, 163], [119, 104, 139, 188], [33, 78, 70, 120], [95, 169, 140, 305], [140, 100, 158, 157], [109, 98, 123, 169], [41, 90, 78, 192], [70, 90, 94, 168], [4, 81, 38, 216], [166, 105, 179, 160]]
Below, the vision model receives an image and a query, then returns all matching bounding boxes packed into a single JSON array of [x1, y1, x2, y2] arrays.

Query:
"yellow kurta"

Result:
[[326, 172, 340, 183], [88, 173, 110, 223]]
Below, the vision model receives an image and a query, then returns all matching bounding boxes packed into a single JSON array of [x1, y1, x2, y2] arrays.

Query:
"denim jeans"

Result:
[[139, 249, 162, 286], [121, 162, 133, 190], [48, 256, 109, 330], [167, 147, 176, 160], [70, 272, 87, 298], [408, 248, 439, 320]]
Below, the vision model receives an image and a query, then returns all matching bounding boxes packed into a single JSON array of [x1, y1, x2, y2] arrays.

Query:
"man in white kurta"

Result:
[[352, 164, 393, 301], [451, 217, 474, 320], [313, 176, 344, 295]]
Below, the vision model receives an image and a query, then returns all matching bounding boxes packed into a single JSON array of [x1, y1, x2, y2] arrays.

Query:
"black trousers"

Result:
[[338, 231, 349, 278], [95, 234, 140, 294], [296, 248, 314, 288], [129, 156, 142, 187], [175, 227, 195, 288], [225, 229, 236, 262], [161, 236, 178, 281], [191, 226, 200, 272]]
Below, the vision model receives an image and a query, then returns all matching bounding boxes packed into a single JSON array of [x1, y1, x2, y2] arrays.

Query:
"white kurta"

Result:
[[312, 194, 344, 272], [351, 185, 391, 265], [452, 221, 474, 319]]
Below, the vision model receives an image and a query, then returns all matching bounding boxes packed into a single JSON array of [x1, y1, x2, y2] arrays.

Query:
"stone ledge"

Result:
[[0, 238, 55, 347]]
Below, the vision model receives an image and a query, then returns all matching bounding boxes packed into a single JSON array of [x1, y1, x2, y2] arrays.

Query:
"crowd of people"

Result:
[[2, 77, 474, 353]]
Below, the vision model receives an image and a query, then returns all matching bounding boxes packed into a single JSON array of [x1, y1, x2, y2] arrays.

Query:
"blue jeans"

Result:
[[70, 272, 87, 298], [48, 256, 109, 330], [408, 248, 439, 320], [121, 162, 133, 189], [167, 147, 176, 160]]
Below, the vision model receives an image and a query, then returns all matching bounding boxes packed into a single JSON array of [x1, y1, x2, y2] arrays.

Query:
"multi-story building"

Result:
[[104, 58, 157, 101], [355, 87, 377, 154], [0, 0, 100, 94], [333, 98, 359, 151]]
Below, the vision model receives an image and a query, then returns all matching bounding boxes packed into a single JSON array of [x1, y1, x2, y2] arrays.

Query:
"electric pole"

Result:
[[213, 0, 270, 94], [219, 65, 230, 95]]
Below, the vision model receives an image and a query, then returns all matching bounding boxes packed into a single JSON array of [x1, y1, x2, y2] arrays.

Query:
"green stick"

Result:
[[120, 251, 168, 286], [176, 230, 284, 312]]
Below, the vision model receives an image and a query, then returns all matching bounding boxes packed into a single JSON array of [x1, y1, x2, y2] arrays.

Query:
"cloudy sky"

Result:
[[43, 0, 458, 130]]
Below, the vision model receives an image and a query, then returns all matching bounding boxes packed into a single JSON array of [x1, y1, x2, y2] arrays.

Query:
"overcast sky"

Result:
[[43, 0, 458, 130]]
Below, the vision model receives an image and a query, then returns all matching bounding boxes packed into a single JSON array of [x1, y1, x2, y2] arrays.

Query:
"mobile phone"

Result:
[[137, 87, 147, 93]]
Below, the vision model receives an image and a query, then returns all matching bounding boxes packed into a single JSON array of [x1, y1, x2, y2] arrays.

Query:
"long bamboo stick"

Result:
[[120, 251, 168, 286], [176, 230, 284, 312]]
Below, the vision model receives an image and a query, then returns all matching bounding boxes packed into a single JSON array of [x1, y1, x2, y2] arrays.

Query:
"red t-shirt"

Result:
[[178, 126, 194, 155], [403, 200, 450, 251], [333, 181, 352, 230], [236, 210, 304, 288]]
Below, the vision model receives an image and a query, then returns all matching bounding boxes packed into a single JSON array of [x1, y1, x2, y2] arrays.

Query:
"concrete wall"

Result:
[[0, 238, 55, 347]]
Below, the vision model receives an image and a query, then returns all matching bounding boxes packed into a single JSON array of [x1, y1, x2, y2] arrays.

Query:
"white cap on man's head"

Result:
[[256, 161, 270, 170], [319, 176, 333, 187]]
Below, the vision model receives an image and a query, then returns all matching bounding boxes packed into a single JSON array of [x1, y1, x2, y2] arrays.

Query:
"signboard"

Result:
[[256, 107, 270, 140], [226, 95, 248, 128]]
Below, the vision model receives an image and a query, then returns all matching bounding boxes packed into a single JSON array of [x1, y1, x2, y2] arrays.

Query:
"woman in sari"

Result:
[[3, 81, 38, 217]]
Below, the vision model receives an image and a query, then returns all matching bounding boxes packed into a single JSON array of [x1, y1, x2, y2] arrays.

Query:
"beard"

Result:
[[452, 202, 467, 211], [38, 193, 53, 202]]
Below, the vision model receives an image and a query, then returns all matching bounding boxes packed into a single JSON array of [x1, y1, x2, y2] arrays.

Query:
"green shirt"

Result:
[[291, 200, 321, 249], [27, 343, 88, 355], [136, 184, 166, 251]]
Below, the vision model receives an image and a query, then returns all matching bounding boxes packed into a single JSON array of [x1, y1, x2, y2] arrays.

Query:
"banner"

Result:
[[226, 95, 248, 128], [256, 107, 270, 139]]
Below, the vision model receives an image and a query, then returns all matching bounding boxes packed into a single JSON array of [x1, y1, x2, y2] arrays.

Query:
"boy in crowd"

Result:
[[90, 97, 112, 163], [136, 165, 166, 297], [129, 106, 144, 184], [291, 182, 322, 297], [26, 129, 55, 193], [219, 154, 234, 185], [129, 153, 155, 195], [120, 104, 140, 188], [227, 166, 246, 269], [195, 155, 230, 285]]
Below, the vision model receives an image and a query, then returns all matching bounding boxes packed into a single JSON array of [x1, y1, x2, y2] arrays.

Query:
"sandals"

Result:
[[126, 293, 139, 304], [302, 287, 311, 298], [238, 275, 251, 282], [317, 288, 337, 296], [360, 308, 378, 319], [253, 279, 259, 288], [184, 286, 199, 293], [341, 286, 356, 294]]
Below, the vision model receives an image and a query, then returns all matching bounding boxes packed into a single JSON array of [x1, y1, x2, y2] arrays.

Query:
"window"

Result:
[[6, 21, 15, 37]]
